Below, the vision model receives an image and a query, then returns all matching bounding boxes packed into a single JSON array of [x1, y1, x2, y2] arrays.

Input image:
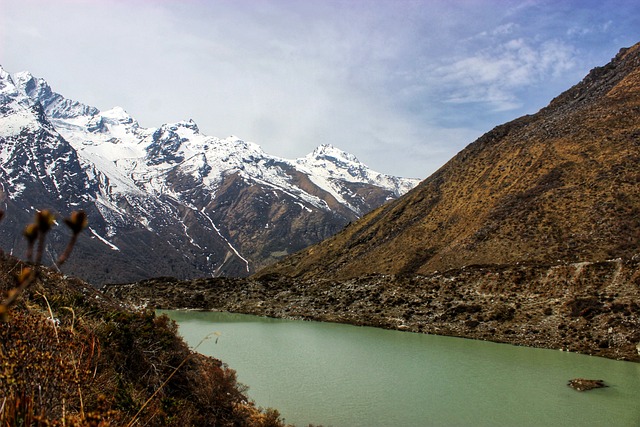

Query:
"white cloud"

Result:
[[567, 19, 614, 37], [426, 38, 578, 111], [1, 0, 639, 179]]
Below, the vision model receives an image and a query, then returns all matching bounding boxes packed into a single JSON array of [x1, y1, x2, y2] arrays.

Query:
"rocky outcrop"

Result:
[[568, 379, 608, 391], [104, 256, 640, 362]]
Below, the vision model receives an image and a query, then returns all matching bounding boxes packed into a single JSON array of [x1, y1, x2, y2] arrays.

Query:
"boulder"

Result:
[[568, 378, 608, 391]]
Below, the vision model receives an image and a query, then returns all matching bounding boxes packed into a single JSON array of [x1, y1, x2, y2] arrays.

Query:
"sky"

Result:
[[1, 0, 639, 178]]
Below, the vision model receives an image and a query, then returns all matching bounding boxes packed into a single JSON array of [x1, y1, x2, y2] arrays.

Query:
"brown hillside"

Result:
[[258, 43, 640, 280]]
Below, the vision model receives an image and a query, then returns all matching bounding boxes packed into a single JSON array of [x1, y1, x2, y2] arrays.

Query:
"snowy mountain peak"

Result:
[[0, 65, 12, 82], [0, 67, 420, 283], [296, 143, 420, 200], [175, 119, 199, 134], [299, 143, 380, 181], [220, 136, 264, 155], [157, 120, 201, 144], [11, 70, 99, 119], [12, 70, 44, 95], [308, 144, 360, 164], [101, 106, 135, 125], [0, 71, 44, 137], [0, 67, 18, 96], [225, 135, 246, 144]]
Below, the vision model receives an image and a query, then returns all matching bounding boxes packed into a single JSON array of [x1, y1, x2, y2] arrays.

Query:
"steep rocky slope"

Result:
[[257, 43, 640, 280]]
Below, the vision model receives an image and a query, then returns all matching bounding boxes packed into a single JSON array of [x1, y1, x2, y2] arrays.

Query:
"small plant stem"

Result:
[[25, 243, 34, 263], [37, 291, 59, 343], [57, 233, 78, 266], [35, 235, 46, 265], [126, 354, 192, 427]]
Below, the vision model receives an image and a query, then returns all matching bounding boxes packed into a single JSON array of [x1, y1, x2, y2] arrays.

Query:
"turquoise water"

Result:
[[161, 310, 640, 427]]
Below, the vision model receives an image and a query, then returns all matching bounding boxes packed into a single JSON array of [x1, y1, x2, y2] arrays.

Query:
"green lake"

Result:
[[160, 310, 640, 427]]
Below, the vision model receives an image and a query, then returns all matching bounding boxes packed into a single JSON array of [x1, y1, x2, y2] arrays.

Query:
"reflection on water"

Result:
[[161, 310, 640, 427]]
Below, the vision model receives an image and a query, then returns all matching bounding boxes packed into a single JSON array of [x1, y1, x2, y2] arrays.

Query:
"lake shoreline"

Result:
[[164, 310, 640, 427], [104, 257, 640, 362]]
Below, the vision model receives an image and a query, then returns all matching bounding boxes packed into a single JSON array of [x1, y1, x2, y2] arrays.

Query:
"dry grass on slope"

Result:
[[0, 252, 287, 426]]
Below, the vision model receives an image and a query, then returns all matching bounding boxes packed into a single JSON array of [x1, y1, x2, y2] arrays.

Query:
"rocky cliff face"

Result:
[[0, 67, 418, 285], [258, 43, 640, 280]]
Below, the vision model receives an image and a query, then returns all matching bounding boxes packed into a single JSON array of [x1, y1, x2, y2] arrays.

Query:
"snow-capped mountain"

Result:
[[0, 66, 419, 285]]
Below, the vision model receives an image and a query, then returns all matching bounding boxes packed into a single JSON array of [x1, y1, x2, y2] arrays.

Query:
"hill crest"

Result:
[[257, 43, 640, 280]]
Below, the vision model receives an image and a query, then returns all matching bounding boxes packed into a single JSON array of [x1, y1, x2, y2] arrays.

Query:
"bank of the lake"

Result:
[[105, 258, 640, 361], [161, 310, 640, 427]]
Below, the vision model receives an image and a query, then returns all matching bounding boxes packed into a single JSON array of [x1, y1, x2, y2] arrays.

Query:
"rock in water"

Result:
[[568, 378, 608, 391]]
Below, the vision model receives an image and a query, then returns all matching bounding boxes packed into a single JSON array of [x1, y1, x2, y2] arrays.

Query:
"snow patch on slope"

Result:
[[89, 227, 120, 251], [0, 107, 39, 137]]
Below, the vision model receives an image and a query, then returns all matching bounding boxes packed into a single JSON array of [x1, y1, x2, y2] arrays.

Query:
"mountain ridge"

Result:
[[0, 66, 418, 285], [256, 43, 640, 280]]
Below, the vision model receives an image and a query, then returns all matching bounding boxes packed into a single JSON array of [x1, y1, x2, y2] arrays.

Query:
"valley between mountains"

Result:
[[107, 43, 640, 362], [1, 37, 640, 427], [1, 4, 639, 423]]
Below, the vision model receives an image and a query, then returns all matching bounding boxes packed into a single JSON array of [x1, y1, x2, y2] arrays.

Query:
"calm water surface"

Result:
[[160, 310, 640, 427]]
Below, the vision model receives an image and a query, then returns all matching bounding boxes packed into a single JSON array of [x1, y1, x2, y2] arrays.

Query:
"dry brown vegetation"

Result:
[[0, 210, 288, 426]]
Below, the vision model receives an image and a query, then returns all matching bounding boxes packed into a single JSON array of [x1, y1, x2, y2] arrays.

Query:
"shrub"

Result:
[[0, 209, 288, 426]]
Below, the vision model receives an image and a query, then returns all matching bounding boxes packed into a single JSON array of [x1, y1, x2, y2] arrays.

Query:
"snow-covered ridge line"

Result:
[[0, 65, 420, 280], [2, 66, 418, 208]]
